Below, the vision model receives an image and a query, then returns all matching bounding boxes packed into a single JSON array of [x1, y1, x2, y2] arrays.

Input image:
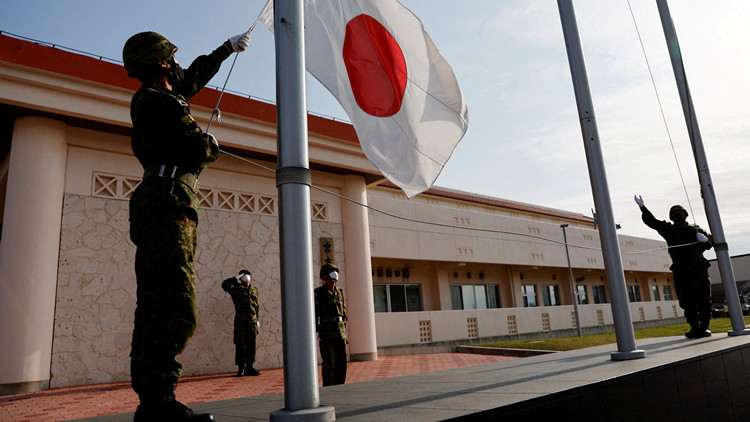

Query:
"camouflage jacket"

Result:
[[314, 284, 347, 340], [222, 277, 260, 322], [129, 44, 230, 220], [640, 206, 713, 266]]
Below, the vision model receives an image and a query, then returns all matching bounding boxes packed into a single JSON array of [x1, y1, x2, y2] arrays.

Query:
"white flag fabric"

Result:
[[260, 0, 469, 198]]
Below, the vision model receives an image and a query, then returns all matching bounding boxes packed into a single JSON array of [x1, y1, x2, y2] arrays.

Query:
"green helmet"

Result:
[[320, 263, 339, 279], [122, 31, 178, 78], [669, 205, 688, 218]]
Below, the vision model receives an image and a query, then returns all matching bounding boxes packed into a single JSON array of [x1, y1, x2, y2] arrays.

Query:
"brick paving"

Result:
[[0, 353, 516, 421]]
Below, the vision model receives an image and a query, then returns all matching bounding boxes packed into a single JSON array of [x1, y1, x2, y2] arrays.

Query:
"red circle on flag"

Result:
[[343, 14, 407, 117]]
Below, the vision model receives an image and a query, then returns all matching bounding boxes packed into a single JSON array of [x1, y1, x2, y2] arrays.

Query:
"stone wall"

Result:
[[52, 193, 343, 388]]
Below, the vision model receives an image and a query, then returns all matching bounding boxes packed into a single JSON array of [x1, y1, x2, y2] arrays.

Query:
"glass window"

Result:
[[373, 285, 388, 312], [651, 285, 661, 301], [576, 285, 588, 304], [373, 284, 422, 312], [406, 285, 421, 312], [627, 285, 642, 302], [542, 285, 560, 306], [451, 284, 500, 310], [592, 285, 607, 304], [486, 285, 499, 308], [522, 284, 537, 307], [662, 285, 674, 301], [450, 285, 462, 310], [389, 284, 407, 312]]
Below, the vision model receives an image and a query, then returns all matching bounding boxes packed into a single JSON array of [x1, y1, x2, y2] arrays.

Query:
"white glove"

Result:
[[634, 195, 644, 208], [696, 233, 709, 243], [257, 321, 260, 328], [228, 30, 251, 53]]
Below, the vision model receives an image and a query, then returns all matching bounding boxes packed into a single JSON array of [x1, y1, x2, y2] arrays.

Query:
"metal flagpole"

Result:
[[557, 0, 645, 360], [656, 0, 750, 336], [561, 224, 582, 337], [270, 0, 336, 420]]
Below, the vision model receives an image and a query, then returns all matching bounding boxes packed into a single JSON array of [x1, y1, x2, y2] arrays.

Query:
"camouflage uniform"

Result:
[[314, 283, 348, 386], [221, 277, 260, 367], [129, 43, 231, 394], [640, 206, 713, 333]]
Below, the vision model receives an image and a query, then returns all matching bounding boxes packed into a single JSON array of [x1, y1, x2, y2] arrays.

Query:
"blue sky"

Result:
[[2, 1, 750, 259]]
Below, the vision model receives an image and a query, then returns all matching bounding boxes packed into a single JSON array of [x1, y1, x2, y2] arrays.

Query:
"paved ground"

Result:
[[0, 353, 516, 421], [68, 335, 750, 422]]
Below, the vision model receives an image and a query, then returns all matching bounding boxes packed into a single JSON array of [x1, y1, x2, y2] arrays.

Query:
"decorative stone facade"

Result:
[[52, 184, 343, 388]]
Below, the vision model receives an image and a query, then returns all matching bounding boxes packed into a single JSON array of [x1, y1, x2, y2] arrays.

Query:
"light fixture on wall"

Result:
[[403, 268, 410, 278], [395, 269, 401, 277], [467, 272, 472, 279], [479, 272, 484, 280], [552, 274, 556, 280], [376, 268, 383, 278], [386, 269, 392, 277], [453, 272, 458, 278], [520, 273, 524, 280]]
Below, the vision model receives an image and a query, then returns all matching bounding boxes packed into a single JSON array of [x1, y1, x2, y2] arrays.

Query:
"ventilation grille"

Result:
[[419, 320, 432, 343], [467, 318, 478, 339]]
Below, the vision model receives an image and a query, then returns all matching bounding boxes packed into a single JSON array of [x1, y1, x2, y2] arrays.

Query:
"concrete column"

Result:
[[341, 175, 377, 361], [0, 116, 68, 394]]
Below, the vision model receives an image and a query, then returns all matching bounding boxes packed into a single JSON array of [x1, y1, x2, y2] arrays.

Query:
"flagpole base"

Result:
[[728, 329, 750, 336], [270, 405, 335, 422], [610, 349, 646, 361]]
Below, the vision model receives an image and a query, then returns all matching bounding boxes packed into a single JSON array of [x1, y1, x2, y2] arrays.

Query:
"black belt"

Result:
[[319, 317, 343, 323], [143, 165, 199, 193]]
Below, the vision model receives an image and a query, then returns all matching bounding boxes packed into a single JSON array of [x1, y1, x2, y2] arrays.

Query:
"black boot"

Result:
[[684, 310, 700, 338], [236, 364, 245, 377], [696, 315, 712, 338], [245, 366, 261, 376], [134, 391, 214, 421]]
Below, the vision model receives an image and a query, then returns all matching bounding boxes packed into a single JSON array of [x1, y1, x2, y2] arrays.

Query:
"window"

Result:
[[450, 285, 500, 310], [522, 285, 537, 307], [373, 285, 388, 312], [542, 285, 560, 306], [651, 285, 661, 301], [592, 285, 607, 304], [576, 285, 588, 305], [373, 284, 422, 312], [627, 285, 642, 302], [662, 285, 674, 301]]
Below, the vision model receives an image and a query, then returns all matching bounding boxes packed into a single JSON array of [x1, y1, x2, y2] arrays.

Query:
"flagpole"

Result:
[[656, 0, 750, 336], [557, 0, 645, 360], [270, 0, 336, 420]]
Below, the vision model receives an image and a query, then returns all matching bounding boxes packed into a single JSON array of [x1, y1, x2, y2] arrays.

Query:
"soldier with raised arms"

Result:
[[123, 29, 250, 421], [635, 195, 713, 339]]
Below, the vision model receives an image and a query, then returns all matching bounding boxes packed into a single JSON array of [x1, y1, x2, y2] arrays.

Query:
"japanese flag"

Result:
[[260, 0, 469, 198]]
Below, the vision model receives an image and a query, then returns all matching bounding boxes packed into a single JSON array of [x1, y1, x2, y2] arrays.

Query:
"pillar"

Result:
[[341, 175, 377, 361], [0, 116, 68, 394]]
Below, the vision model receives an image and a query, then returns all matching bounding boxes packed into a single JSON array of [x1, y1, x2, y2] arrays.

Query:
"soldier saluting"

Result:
[[123, 29, 251, 421], [221, 270, 261, 377]]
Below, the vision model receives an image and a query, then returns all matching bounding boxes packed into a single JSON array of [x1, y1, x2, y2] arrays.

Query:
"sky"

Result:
[[2, 1, 750, 260]]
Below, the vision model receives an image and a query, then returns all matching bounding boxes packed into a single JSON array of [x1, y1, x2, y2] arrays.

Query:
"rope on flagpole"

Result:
[[205, 13, 266, 133], [626, 0, 695, 222]]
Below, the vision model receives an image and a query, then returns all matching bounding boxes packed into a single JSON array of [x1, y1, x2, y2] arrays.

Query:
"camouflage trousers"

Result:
[[233, 318, 258, 366], [672, 262, 712, 329], [319, 337, 347, 386], [130, 202, 198, 395]]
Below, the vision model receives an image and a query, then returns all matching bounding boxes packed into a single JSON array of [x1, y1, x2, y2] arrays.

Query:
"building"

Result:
[[0, 33, 676, 395], [709, 253, 750, 310]]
